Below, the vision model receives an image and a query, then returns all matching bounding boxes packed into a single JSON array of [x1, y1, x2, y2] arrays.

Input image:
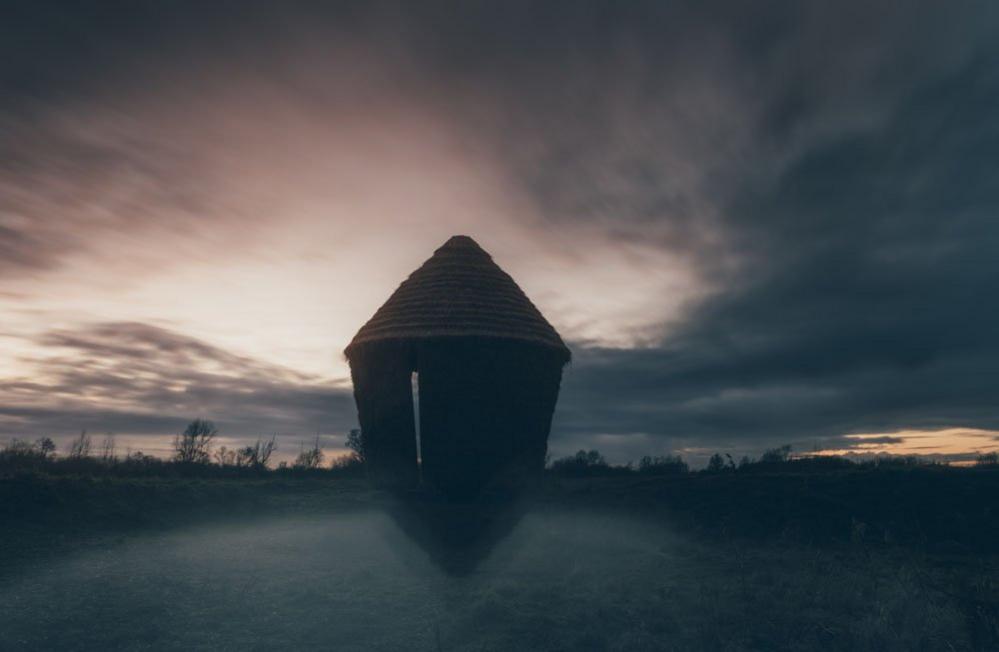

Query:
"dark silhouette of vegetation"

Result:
[[344, 428, 365, 464], [545, 444, 953, 478], [638, 454, 688, 475], [67, 430, 91, 459], [293, 436, 324, 470], [247, 436, 278, 468], [98, 433, 117, 464], [0, 437, 56, 470], [549, 450, 619, 476], [0, 419, 365, 479], [0, 429, 990, 489], [38, 437, 55, 458], [328, 429, 366, 475], [706, 452, 737, 472], [213, 446, 237, 467], [329, 453, 365, 474], [173, 418, 217, 464], [759, 444, 792, 464], [214, 436, 278, 469]]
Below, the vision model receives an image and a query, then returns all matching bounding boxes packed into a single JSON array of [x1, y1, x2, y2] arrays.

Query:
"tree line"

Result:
[[546, 444, 999, 477], [0, 419, 366, 477], [3, 422, 997, 478]]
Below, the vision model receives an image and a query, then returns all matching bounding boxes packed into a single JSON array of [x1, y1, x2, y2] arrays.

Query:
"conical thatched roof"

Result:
[[345, 235, 570, 361]]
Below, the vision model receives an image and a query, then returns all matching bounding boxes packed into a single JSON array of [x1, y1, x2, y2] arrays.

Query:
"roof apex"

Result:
[[440, 234, 481, 248], [345, 236, 569, 360]]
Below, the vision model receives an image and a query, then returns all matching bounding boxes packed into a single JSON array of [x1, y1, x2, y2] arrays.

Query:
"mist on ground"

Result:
[[1, 505, 976, 651]]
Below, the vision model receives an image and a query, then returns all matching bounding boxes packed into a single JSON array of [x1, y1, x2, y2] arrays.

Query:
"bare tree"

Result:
[[258, 436, 277, 468], [294, 435, 324, 470], [173, 418, 217, 464], [236, 436, 278, 469], [68, 430, 92, 459], [35, 437, 56, 460], [214, 446, 236, 467], [99, 434, 117, 464]]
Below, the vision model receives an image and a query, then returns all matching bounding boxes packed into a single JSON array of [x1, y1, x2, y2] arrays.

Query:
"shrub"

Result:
[[98, 434, 117, 464], [550, 450, 611, 476], [0, 438, 52, 469], [638, 455, 688, 475], [329, 454, 365, 475], [706, 453, 727, 472], [976, 452, 998, 467], [293, 436, 324, 470], [119, 450, 165, 474], [705, 453, 737, 472], [237, 436, 277, 469], [863, 455, 938, 469], [67, 431, 92, 459], [760, 445, 792, 464]]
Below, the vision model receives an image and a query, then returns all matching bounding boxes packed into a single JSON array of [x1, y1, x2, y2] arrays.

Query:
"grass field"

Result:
[[2, 469, 997, 651]]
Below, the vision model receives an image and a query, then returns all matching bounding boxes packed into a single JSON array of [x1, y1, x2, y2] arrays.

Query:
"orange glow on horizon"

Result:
[[812, 428, 999, 462]]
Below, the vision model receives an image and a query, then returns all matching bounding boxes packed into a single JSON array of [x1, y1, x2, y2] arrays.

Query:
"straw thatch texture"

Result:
[[345, 235, 570, 361]]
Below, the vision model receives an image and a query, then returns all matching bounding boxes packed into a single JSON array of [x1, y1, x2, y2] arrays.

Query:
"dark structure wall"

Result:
[[348, 341, 419, 489], [348, 337, 565, 496], [417, 339, 565, 496]]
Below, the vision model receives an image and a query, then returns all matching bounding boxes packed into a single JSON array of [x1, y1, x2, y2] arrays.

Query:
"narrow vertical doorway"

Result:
[[411, 372, 422, 483]]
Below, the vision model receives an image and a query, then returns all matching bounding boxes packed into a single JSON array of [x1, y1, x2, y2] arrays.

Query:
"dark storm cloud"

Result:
[[549, 46, 999, 459], [498, 2, 999, 460], [4, 1, 999, 461], [0, 322, 356, 442]]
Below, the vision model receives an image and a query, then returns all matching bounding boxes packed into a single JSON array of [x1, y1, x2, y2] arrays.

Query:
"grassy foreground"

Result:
[[1, 467, 997, 651]]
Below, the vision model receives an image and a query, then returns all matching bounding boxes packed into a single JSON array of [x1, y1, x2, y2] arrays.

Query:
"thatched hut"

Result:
[[345, 235, 570, 496]]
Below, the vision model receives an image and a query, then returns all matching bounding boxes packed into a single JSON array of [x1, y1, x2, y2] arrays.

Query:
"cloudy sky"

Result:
[[2, 1, 998, 465]]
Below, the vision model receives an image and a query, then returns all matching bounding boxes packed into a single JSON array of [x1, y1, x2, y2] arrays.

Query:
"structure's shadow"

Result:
[[382, 489, 529, 576]]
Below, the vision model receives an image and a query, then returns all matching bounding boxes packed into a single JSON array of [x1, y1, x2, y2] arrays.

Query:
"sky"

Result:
[[2, 0, 999, 466]]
